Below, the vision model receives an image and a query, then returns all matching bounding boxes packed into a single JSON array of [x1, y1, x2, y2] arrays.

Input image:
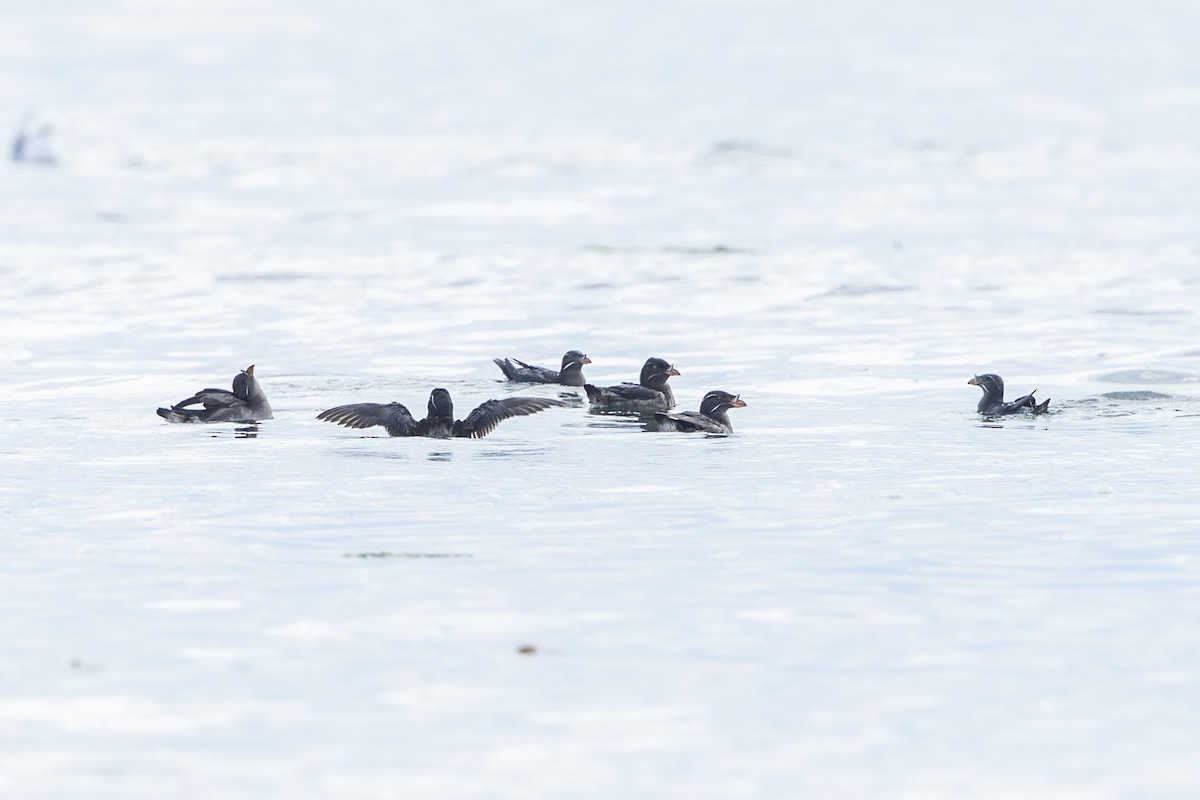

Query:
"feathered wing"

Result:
[[513, 359, 559, 382], [651, 411, 726, 433], [174, 388, 242, 411], [158, 388, 257, 422], [1004, 392, 1050, 415], [454, 397, 568, 438], [317, 402, 418, 436], [494, 358, 555, 383], [586, 382, 662, 403]]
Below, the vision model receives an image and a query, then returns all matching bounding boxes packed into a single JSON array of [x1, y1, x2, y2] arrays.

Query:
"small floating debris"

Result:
[[1095, 369, 1197, 384], [822, 283, 913, 298], [516, 644, 538, 655], [343, 552, 473, 559]]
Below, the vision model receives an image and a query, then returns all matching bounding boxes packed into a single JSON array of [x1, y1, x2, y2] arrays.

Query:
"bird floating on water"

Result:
[[493, 350, 591, 386], [648, 390, 746, 433], [157, 365, 274, 423], [968, 373, 1050, 415], [584, 357, 680, 412]]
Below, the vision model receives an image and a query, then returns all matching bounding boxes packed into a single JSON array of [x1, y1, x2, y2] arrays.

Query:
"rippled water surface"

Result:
[[3, 2, 1200, 798]]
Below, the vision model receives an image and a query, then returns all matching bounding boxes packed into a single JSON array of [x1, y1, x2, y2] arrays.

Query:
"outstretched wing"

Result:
[[454, 397, 568, 438], [317, 402, 418, 436]]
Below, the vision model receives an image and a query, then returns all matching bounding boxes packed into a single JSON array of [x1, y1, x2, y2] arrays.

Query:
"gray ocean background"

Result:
[[2, 2, 1199, 797]]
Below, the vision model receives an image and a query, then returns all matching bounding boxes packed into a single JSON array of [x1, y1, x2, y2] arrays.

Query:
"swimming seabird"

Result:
[[968, 373, 1050, 415], [648, 390, 746, 433], [583, 357, 680, 412], [493, 350, 592, 386]]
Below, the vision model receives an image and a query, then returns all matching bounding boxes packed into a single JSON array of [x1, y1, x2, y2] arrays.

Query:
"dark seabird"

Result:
[[317, 388, 568, 438], [11, 114, 57, 165], [584, 357, 680, 412], [157, 365, 274, 423], [649, 390, 747, 434], [968, 373, 1050, 415], [493, 350, 592, 386]]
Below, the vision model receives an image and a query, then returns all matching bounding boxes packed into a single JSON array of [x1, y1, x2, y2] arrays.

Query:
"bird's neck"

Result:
[[703, 406, 731, 430], [977, 388, 1003, 412]]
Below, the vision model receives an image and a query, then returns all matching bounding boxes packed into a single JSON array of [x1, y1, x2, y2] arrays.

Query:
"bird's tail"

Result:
[[493, 358, 518, 380], [648, 412, 676, 432], [156, 407, 202, 423]]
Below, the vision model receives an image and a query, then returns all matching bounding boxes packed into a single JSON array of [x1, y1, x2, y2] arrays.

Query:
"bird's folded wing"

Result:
[[605, 383, 663, 400], [455, 397, 567, 438], [655, 411, 719, 432], [317, 402, 417, 436], [1009, 393, 1038, 409]]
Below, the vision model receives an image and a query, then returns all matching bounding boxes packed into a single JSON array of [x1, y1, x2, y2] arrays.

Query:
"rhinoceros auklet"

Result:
[[584, 357, 680, 412], [493, 350, 592, 386], [317, 388, 568, 438], [968, 373, 1050, 415], [157, 365, 273, 423], [649, 390, 746, 433]]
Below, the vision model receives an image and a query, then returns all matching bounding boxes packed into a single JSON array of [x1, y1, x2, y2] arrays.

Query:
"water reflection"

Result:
[[427, 451, 453, 462], [210, 425, 260, 439], [476, 447, 550, 460], [584, 410, 651, 430], [335, 446, 408, 460]]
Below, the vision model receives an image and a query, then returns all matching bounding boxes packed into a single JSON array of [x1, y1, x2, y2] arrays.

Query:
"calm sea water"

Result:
[[3, 2, 1199, 798]]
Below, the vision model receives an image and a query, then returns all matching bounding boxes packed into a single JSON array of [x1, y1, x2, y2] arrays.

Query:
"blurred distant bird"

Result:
[[493, 350, 591, 386], [318, 388, 567, 438], [157, 365, 274, 423], [648, 390, 746, 434], [584, 357, 680, 412], [968, 373, 1050, 415], [11, 113, 58, 165]]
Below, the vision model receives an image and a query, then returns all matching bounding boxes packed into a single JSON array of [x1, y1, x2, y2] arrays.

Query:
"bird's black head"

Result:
[[561, 350, 592, 370], [968, 373, 1005, 401], [640, 357, 681, 388], [232, 365, 256, 400], [428, 388, 454, 419], [699, 390, 747, 417]]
